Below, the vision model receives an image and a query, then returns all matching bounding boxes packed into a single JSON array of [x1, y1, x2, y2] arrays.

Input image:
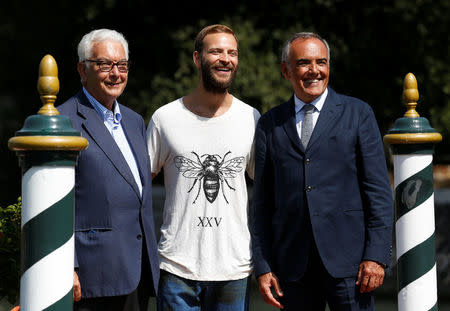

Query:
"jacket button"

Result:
[[306, 186, 312, 192], [305, 158, 311, 164], [137, 234, 142, 240]]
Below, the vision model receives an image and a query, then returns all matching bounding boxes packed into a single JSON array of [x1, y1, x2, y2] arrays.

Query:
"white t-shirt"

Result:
[[147, 97, 260, 281]]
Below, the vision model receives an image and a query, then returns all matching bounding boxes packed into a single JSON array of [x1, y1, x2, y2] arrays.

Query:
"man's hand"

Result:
[[356, 260, 385, 293], [257, 272, 284, 309], [73, 271, 81, 302]]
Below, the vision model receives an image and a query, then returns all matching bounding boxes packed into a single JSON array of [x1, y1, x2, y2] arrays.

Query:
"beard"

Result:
[[200, 57, 238, 94]]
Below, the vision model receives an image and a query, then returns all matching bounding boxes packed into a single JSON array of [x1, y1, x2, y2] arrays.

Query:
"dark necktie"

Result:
[[301, 104, 314, 148]]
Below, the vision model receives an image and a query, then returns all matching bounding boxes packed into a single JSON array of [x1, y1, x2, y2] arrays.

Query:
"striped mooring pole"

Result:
[[8, 55, 88, 310], [384, 73, 442, 311]]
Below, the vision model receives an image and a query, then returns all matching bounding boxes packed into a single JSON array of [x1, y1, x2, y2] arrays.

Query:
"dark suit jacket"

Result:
[[57, 91, 159, 298], [251, 88, 393, 281]]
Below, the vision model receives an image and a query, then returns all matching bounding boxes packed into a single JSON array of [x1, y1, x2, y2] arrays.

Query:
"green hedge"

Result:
[[0, 198, 21, 304]]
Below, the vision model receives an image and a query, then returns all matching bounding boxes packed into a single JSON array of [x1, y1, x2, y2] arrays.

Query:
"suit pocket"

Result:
[[344, 208, 364, 213], [75, 216, 112, 232], [76, 228, 112, 241]]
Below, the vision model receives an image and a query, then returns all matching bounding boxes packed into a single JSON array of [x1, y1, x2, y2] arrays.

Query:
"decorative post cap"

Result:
[[37, 55, 60, 116], [8, 55, 88, 152], [403, 73, 420, 118], [383, 73, 442, 145]]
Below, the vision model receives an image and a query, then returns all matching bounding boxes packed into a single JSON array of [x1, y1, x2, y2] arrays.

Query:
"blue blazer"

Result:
[[58, 91, 159, 298], [251, 88, 393, 281]]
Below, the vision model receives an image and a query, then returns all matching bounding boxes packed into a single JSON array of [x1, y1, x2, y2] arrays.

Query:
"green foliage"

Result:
[[0, 197, 21, 304], [141, 17, 305, 122], [226, 19, 293, 113], [1, 1, 450, 205]]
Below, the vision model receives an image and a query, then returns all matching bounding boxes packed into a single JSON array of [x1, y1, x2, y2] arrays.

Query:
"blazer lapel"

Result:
[[76, 95, 141, 199], [282, 96, 305, 153], [307, 88, 343, 150], [120, 107, 148, 197]]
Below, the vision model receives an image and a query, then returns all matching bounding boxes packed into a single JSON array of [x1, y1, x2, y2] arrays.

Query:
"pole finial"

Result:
[[9, 55, 88, 152], [37, 54, 60, 115], [403, 73, 420, 118], [384, 72, 442, 146]]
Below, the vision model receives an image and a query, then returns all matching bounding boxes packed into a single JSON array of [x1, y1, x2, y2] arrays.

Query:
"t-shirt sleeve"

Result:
[[146, 117, 163, 175]]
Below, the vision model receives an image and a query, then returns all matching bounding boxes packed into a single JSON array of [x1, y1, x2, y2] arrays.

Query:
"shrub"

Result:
[[0, 198, 21, 304]]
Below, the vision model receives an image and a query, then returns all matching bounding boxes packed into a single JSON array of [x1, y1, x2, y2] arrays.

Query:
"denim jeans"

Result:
[[157, 270, 250, 311]]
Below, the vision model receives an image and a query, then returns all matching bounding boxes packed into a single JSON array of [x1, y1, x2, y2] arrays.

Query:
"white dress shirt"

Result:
[[294, 88, 328, 139], [83, 87, 143, 196]]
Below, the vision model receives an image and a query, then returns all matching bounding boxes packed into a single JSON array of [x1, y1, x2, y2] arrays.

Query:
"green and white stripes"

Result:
[[394, 154, 438, 311], [20, 166, 74, 311], [7, 54, 88, 310]]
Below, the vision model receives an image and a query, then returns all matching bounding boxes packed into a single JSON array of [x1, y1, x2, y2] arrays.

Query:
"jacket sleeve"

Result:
[[251, 117, 275, 277], [74, 249, 79, 269], [357, 105, 394, 266]]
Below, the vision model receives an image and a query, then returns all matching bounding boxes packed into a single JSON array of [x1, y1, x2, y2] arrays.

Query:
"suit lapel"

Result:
[[76, 94, 141, 199], [120, 107, 148, 196], [282, 96, 305, 153], [307, 88, 342, 150]]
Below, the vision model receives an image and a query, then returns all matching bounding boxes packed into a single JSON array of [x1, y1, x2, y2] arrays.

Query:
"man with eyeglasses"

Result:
[[58, 28, 159, 311]]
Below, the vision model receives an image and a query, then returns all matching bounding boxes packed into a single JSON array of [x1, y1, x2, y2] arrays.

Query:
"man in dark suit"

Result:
[[251, 32, 394, 310], [57, 29, 159, 311]]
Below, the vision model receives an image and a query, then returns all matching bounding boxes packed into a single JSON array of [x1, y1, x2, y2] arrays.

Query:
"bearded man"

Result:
[[146, 24, 260, 311]]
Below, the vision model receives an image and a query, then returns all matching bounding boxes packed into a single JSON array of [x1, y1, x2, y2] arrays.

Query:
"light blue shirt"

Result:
[[294, 88, 328, 139], [83, 87, 143, 196]]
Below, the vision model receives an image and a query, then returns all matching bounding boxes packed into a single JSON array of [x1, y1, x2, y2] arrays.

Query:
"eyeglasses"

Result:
[[85, 59, 130, 72]]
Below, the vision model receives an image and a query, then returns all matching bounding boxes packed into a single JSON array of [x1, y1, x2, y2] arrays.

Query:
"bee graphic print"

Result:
[[174, 151, 244, 204]]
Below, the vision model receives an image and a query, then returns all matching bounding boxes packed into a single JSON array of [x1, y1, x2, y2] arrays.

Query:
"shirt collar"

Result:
[[294, 87, 328, 114], [83, 87, 121, 124]]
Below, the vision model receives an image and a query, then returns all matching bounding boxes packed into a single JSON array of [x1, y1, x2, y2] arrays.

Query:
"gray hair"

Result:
[[77, 29, 129, 62], [281, 32, 330, 65]]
